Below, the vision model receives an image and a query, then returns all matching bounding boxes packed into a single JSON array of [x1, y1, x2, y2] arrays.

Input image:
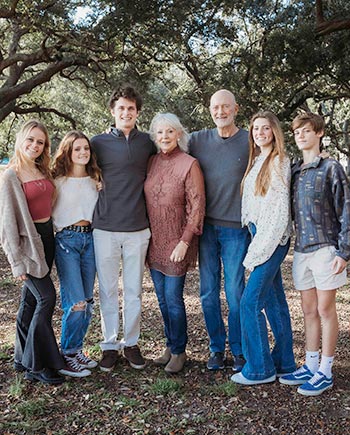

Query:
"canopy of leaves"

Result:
[[0, 0, 350, 158]]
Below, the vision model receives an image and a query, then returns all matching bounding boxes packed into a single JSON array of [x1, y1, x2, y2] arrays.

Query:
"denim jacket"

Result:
[[292, 156, 350, 261]]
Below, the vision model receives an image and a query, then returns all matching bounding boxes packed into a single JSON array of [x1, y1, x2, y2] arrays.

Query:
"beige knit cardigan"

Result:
[[0, 168, 49, 278]]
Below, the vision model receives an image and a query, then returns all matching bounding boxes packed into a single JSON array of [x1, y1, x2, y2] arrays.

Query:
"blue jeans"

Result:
[[55, 230, 96, 355], [199, 223, 250, 355], [241, 225, 295, 380], [150, 269, 187, 354]]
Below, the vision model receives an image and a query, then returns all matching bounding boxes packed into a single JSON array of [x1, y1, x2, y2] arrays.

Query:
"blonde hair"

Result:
[[242, 111, 286, 196], [9, 119, 52, 180], [149, 113, 189, 152], [51, 130, 101, 181]]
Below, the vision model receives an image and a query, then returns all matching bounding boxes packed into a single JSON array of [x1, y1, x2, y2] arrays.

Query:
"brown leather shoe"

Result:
[[99, 350, 119, 372], [164, 352, 187, 374], [123, 345, 146, 369], [154, 347, 171, 366]]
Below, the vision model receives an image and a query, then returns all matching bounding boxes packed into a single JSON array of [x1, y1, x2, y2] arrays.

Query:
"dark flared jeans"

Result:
[[14, 219, 64, 371]]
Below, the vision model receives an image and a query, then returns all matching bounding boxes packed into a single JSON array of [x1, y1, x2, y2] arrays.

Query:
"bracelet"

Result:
[[181, 240, 190, 247]]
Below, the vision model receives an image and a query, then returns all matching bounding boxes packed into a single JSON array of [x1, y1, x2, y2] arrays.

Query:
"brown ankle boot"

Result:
[[153, 347, 171, 365], [164, 352, 187, 373]]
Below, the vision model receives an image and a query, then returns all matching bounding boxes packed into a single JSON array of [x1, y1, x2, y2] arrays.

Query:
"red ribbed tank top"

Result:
[[22, 179, 54, 221]]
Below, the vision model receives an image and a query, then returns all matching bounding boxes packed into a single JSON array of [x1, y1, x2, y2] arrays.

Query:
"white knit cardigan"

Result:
[[241, 154, 292, 271]]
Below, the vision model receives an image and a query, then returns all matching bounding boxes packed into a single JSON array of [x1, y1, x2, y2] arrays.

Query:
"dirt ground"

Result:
[[0, 247, 350, 435]]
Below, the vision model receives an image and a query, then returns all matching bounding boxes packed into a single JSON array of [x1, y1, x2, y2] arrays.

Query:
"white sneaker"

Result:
[[59, 354, 91, 378], [231, 372, 276, 385]]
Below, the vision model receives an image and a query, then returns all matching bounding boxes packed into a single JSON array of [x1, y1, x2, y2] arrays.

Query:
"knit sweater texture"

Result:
[[144, 147, 205, 276], [189, 128, 249, 227], [242, 154, 292, 271], [91, 127, 157, 232], [0, 168, 49, 278]]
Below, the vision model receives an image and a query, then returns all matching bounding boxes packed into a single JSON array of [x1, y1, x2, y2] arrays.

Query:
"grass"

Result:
[[199, 380, 239, 397], [211, 380, 238, 396], [0, 344, 13, 364], [148, 377, 182, 395], [116, 395, 141, 408], [0, 276, 17, 287], [8, 375, 25, 397], [16, 397, 47, 418]]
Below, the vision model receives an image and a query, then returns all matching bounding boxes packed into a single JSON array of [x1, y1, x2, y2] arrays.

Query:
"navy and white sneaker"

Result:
[[297, 371, 333, 396], [279, 364, 313, 385], [207, 352, 226, 370]]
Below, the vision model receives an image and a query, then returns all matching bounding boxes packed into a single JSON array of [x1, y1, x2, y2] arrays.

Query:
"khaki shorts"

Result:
[[293, 246, 347, 291]]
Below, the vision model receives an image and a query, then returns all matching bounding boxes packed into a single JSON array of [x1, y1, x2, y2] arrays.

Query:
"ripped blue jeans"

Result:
[[55, 229, 96, 355]]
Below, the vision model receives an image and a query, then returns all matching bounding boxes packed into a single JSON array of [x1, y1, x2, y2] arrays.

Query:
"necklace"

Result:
[[20, 164, 47, 191], [23, 164, 43, 180], [33, 179, 47, 191]]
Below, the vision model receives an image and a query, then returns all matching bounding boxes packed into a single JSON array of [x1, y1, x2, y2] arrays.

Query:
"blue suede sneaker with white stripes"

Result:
[[297, 371, 333, 396], [279, 364, 313, 385]]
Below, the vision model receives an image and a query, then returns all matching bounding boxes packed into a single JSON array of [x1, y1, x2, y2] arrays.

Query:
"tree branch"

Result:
[[0, 0, 19, 18], [0, 57, 89, 107], [14, 104, 77, 128], [315, 0, 350, 36]]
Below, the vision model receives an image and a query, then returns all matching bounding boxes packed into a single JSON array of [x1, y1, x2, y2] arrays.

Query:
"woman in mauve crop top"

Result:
[[0, 119, 64, 385]]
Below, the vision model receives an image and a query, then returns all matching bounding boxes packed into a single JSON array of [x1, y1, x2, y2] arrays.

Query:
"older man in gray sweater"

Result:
[[189, 89, 250, 371]]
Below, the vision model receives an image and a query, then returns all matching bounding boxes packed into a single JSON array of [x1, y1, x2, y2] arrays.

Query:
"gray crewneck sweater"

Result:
[[189, 128, 249, 228]]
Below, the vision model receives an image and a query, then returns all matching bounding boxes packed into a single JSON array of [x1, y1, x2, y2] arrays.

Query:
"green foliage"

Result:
[[8, 375, 25, 397], [0, 276, 17, 287], [1, 0, 350, 159], [201, 380, 238, 397], [16, 397, 47, 418], [212, 381, 238, 397], [148, 377, 182, 395]]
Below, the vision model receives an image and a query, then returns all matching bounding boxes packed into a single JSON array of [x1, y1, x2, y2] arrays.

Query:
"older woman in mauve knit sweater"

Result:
[[145, 113, 205, 374]]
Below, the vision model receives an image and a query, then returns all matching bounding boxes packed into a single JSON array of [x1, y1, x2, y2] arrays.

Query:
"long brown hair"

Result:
[[242, 111, 286, 196], [9, 119, 52, 180], [51, 130, 101, 181]]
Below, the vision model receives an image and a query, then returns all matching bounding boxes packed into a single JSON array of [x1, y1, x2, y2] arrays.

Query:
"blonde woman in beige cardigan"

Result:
[[0, 119, 64, 385]]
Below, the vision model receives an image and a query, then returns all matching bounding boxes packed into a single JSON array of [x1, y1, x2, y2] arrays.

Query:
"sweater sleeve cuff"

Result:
[[11, 262, 27, 278], [181, 229, 194, 245], [335, 250, 350, 262]]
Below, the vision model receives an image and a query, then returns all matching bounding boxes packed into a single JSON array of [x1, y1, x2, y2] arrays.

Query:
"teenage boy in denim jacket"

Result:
[[279, 112, 350, 396]]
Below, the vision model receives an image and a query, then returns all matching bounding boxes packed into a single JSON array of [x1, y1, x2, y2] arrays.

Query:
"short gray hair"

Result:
[[149, 113, 189, 152]]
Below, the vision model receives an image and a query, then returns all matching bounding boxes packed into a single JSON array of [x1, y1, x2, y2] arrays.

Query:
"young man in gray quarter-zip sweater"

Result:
[[91, 85, 156, 372]]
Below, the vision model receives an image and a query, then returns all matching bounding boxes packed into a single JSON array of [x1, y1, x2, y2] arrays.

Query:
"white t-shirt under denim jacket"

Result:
[[52, 177, 98, 231], [241, 154, 292, 272]]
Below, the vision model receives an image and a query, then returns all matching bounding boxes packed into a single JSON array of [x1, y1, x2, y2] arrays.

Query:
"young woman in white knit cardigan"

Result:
[[231, 111, 296, 385]]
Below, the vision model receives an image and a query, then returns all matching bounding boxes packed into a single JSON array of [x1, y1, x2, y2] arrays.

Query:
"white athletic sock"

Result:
[[305, 350, 319, 374], [318, 355, 334, 378]]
